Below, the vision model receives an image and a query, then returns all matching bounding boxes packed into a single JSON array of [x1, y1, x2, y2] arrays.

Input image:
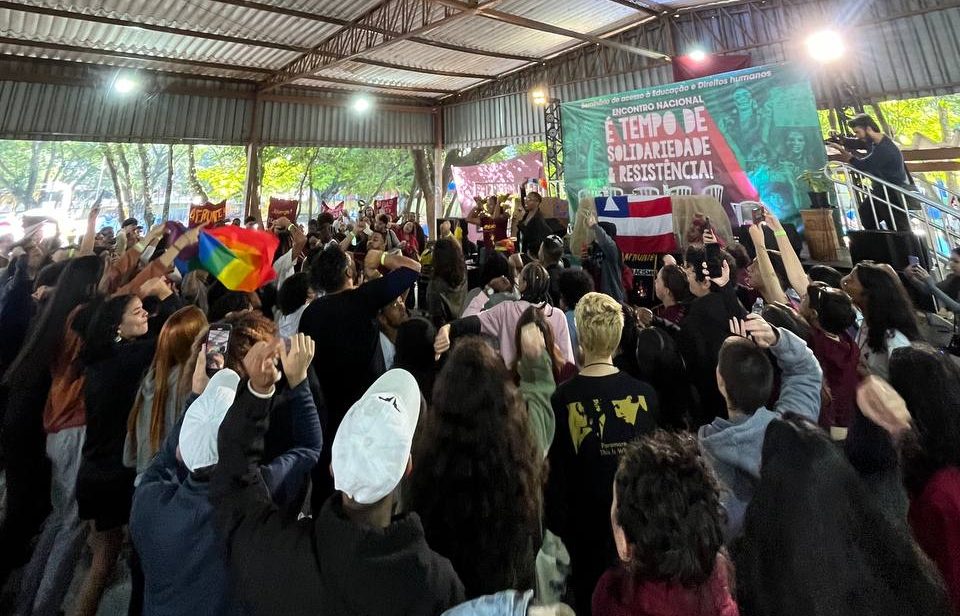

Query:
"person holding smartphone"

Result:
[[904, 247, 960, 316]]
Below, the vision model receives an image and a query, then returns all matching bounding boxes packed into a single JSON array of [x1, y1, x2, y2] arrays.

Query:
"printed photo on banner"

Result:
[[375, 196, 398, 219], [188, 201, 227, 227], [562, 63, 827, 228]]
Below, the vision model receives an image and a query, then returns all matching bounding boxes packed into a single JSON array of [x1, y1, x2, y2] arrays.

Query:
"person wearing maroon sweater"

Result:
[[593, 431, 738, 616], [800, 282, 859, 435], [859, 346, 960, 615]]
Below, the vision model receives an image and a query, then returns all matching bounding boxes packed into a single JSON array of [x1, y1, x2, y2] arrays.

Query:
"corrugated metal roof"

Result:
[[356, 40, 524, 77], [313, 60, 485, 93], [492, 0, 641, 34], [292, 77, 452, 99], [0, 7, 301, 69], [0, 41, 268, 81], [0, 78, 252, 142], [257, 97, 433, 147], [249, 0, 390, 21], [5, 0, 341, 48], [424, 15, 573, 59]]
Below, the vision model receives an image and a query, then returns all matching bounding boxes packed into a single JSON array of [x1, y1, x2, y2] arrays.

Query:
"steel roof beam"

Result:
[[357, 57, 492, 80], [475, 8, 670, 60], [300, 74, 456, 95], [0, 37, 275, 75], [0, 1, 309, 53], [261, 0, 512, 92], [604, 0, 670, 13], [208, 0, 536, 61]]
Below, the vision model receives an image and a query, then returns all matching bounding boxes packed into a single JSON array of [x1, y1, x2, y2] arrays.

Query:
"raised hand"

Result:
[[856, 376, 912, 438], [242, 340, 282, 396], [192, 341, 211, 395], [729, 314, 777, 348], [139, 276, 172, 300], [434, 324, 451, 360], [280, 333, 315, 388]]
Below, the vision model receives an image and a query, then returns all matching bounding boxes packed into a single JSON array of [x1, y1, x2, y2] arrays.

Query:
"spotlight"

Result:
[[114, 76, 137, 94], [688, 49, 707, 62], [531, 88, 547, 106], [352, 95, 372, 113], [805, 30, 845, 64]]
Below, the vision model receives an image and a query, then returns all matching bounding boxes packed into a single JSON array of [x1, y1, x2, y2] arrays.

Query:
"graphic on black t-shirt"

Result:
[[567, 394, 650, 455]]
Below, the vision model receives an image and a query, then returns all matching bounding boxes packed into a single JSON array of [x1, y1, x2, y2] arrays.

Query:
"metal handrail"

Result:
[[823, 161, 960, 278], [910, 173, 960, 208]]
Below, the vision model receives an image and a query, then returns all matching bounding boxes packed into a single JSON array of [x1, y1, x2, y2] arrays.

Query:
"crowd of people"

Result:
[[0, 185, 957, 616]]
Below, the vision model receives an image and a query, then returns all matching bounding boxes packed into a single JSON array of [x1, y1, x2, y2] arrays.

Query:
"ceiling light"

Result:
[[352, 95, 372, 113], [531, 88, 547, 106], [688, 49, 707, 62], [805, 30, 845, 64], [114, 76, 137, 94]]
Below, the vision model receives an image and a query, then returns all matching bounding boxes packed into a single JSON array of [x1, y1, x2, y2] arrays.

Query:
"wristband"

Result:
[[134, 241, 147, 253], [288, 223, 297, 233], [774, 230, 787, 238], [380, 252, 387, 266]]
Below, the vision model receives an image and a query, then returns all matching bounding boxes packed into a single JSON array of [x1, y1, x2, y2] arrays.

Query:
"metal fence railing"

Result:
[[824, 161, 960, 279]]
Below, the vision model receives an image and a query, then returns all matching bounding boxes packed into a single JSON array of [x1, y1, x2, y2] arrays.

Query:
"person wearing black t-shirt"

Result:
[[546, 292, 658, 615], [517, 192, 553, 258], [300, 245, 420, 506], [834, 114, 911, 231]]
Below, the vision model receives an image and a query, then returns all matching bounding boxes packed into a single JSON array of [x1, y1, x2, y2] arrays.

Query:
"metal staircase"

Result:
[[823, 161, 960, 278]]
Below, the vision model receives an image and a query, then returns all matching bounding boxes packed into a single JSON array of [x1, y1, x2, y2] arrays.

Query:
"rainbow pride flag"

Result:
[[165, 222, 279, 292], [198, 226, 279, 292]]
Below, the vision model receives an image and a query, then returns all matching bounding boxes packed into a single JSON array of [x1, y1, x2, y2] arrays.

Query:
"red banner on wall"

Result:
[[188, 201, 227, 227], [375, 197, 398, 219], [321, 201, 344, 218], [671, 54, 752, 81], [267, 197, 299, 222]]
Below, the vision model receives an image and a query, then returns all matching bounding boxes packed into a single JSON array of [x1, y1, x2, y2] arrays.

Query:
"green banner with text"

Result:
[[562, 63, 826, 226]]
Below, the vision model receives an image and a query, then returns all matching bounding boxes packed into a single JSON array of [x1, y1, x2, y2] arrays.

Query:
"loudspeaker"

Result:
[[847, 230, 929, 271]]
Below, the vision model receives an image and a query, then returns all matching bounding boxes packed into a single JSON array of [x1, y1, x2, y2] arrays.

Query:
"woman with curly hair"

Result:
[[408, 337, 543, 598], [593, 431, 738, 616]]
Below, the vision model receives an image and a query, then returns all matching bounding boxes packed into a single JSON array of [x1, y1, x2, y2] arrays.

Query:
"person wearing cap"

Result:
[[131, 334, 321, 616], [212, 357, 464, 616]]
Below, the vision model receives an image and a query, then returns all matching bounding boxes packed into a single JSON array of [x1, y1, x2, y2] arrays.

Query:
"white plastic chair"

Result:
[[632, 186, 660, 196], [702, 184, 724, 202], [666, 185, 693, 196]]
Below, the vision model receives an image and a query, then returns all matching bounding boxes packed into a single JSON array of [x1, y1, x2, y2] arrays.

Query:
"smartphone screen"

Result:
[[705, 243, 723, 279], [752, 207, 765, 225], [908, 255, 920, 267], [205, 325, 232, 375]]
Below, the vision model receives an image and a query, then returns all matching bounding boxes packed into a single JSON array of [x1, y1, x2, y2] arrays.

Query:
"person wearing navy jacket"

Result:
[[130, 334, 321, 616]]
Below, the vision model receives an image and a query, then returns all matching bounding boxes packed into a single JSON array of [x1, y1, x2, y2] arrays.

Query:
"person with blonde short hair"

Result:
[[574, 292, 623, 360], [546, 291, 660, 615]]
